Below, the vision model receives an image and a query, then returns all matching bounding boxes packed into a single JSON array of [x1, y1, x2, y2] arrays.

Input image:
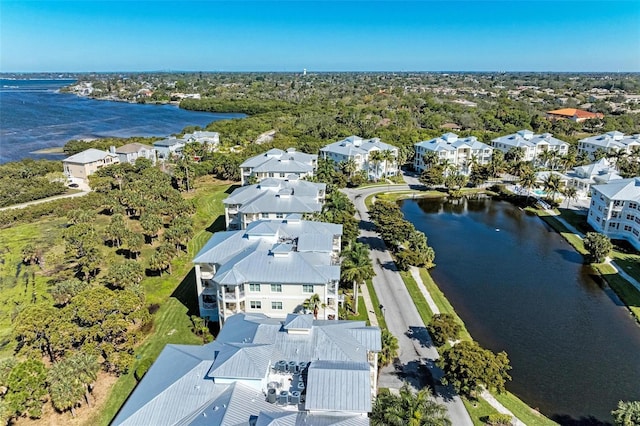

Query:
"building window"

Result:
[[272, 301, 283, 310], [627, 214, 635, 221], [271, 284, 282, 292], [261, 213, 269, 219], [633, 228, 639, 237], [630, 202, 638, 209], [624, 225, 632, 231], [279, 173, 286, 177], [250, 301, 262, 309], [276, 213, 284, 219], [268, 173, 274, 177], [302, 284, 314, 293], [249, 284, 261, 292]]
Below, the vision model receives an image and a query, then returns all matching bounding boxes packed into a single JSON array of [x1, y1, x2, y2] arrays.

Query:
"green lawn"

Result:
[[366, 279, 387, 329], [494, 392, 558, 426], [593, 263, 640, 322], [399, 270, 434, 324], [0, 219, 66, 358], [463, 396, 501, 426], [347, 296, 369, 323]]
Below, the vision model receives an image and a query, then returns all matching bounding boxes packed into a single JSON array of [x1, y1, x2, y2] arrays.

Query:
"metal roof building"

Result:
[[112, 313, 380, 426], [239, 148, 318, 185]]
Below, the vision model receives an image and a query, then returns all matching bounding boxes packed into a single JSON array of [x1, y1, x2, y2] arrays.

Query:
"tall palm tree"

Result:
[[519, 167, 537, 201], [381, 149, 396, 178], [421, 151, 439, 170], [303, 293, 322, 319], [339, 158, 357, 178], [543, 173, 562, 202], [379, 329, 399, 368], [562, 186, 578, 209], [341, 242, 374, 314], [369, 150, 383, 181]]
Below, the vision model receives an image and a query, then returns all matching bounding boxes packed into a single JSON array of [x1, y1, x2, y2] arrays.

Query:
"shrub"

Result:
[[483, 413, 513, 425], [427, 313, 462, 346], [583, 232, 613, 263], [134, 358, 154, 381]]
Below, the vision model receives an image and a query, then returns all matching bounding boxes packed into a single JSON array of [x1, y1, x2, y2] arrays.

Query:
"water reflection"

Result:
[[401, 197, 640, 424]]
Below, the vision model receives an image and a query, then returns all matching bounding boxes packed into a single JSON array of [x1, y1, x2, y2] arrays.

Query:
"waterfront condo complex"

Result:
[[320, 136, 399, 180]]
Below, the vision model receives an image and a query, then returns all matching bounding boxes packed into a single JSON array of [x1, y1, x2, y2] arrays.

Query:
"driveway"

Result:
[[341, 184, 473, 426]]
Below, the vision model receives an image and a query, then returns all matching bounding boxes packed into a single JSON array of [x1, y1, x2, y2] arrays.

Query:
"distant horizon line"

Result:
[[2, 70, 640, 75]]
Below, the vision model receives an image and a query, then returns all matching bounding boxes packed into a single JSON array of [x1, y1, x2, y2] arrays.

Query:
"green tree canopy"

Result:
[[371, 384, 451, 426], [583, 232, 613, 263]]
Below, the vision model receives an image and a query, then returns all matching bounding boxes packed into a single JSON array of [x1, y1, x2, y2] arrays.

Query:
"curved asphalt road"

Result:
[[342, 183, 473, 426]]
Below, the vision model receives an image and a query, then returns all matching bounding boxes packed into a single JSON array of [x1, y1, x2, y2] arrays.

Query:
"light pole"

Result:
[[379, 304, 385, 317]]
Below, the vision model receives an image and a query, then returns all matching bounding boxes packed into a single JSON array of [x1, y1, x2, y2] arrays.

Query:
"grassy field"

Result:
[[0, 218, 66, 357], [347, 296, 368, 323], [494, 392, 558, 426], [366, 278, 387, 329], [463, 396, 501, 426]]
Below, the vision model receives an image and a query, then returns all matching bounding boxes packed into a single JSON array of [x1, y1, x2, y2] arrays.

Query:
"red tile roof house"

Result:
[[546, 108, 604, 123]]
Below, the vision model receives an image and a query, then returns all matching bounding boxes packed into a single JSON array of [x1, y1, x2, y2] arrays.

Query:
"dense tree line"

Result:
[[180, 98, 294, 115], [0, 159, 66, 207], [369, 199, 435, 270]]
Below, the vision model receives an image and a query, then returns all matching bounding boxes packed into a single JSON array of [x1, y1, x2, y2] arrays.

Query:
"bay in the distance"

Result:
[[0, 79, 244, 164]]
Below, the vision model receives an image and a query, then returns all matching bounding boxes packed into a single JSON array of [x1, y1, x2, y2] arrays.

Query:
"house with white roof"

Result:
[[114, 143, 156, 165], [413, 133, 493, 175], [320, 136, 399, 180], [111, 312, 380, 426], [578, 131, 640, 160], [182, 130, 220, 151], [223, 177, 325, 230], [62, 148, 120, 190], [240, 148, 317, 185], [193, 219, 342, 324], [153, 137, 185, 160], [588, 178, 640, 250], [492, 130, 569, 164], [564, 158, 623, 196]]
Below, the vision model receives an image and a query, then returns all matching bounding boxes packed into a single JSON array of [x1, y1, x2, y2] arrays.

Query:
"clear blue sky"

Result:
[[1, 1, 639, 72]]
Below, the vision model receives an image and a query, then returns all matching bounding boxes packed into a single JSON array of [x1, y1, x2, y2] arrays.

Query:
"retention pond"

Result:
[[400, 197, 640, 424]]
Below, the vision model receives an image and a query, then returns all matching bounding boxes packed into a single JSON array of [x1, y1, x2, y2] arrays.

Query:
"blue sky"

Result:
[[1, 1, 639, 72]]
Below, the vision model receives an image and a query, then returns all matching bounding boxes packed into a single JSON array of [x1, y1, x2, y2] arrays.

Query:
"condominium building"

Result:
[[320, 136, 399, 180], [112, 312, 380, 426], [239, 148, 317, 185], [578, 131, 640, 160], [413, 133, 493, 175], [193, 219, 342, 324], [588, 178, 640, 250], [564, 158, 623, 196], [492, 130, 569, 164], [223, 177, 325, 230]]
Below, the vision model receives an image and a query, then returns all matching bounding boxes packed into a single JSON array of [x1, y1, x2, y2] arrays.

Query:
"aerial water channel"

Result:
[[400, 197, 640, 424]]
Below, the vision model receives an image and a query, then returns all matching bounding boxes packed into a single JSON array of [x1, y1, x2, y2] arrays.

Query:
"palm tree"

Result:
[[369, 150, 383, 181], [543, 172, 562, 202], [381, 149, 396, 178], [339, 158, 357, 178], [562, 186, 578, 209], [71, 352, 99, 408], [421, 151, 439, 170], [379, 329, 399, 368], [537, 149, 554, 169], [519, 168, 537, 201], [341, 242, 374, 314], [303, 293, 322, 319], [371, 383, 451, 426]]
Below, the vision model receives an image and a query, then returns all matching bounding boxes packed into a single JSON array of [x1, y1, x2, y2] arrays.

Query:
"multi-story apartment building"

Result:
[[578, 131, 640, 160], [492, 130, 569, 164], [239, 148, 317, 185], [413, 133, 493, 175], [193, 218, 342, 324], [588, 178, 640, 250], [223, 177, 325, 230], [63, 148, 120, 190], [320, 136, 399, 180], [112, 312, 381, 426], [564, 158, 622, 196]]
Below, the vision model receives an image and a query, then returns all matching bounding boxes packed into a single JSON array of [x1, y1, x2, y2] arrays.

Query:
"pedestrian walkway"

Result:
[[359, 282, 379, 327], [480, 390, 526, 426], [409, 267, 440, 315]]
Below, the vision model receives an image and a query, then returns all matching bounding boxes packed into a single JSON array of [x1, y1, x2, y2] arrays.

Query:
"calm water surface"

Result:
[[401, 197, 640, 424], [0, 79, 245, 163]]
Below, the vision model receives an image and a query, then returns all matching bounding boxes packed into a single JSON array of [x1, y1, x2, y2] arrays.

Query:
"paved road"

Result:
[[0, 190, 90, 211], [342, 184, 473, 426]]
